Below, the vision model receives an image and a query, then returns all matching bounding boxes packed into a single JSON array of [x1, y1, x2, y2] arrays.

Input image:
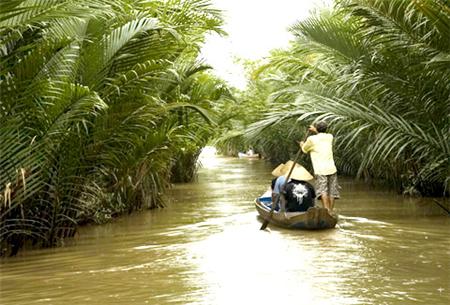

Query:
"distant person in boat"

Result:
[[284, 165, 316, 212], [299, 121, 340, 211], [246, 148, 255, 155]]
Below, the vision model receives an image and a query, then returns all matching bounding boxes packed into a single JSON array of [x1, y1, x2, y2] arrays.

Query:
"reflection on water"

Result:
[[1, 155, 449, 305]]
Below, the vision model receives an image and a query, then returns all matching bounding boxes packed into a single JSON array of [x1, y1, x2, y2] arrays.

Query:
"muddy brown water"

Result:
[[1, 155, 449, 304]]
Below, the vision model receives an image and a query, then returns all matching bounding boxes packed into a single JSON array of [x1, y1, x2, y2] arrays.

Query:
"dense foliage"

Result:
[[0, 0, 230, 255], [2, 0, 449, 256], [217, 0, 449, 196]]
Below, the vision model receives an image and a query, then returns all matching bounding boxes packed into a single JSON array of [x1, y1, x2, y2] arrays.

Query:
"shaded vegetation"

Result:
[[0, 0, 231, 255], [215, 0, 449, 197], [1, 0, 449, 256]]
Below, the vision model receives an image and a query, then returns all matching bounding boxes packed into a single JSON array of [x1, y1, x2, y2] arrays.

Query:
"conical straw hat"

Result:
[[271, 163, 286, 177], [272, 160, 297, 177], [287, 163, 314, 181], [284, 160, 295, 170]]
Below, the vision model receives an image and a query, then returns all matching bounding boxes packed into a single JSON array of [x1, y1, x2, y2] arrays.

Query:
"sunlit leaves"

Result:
[[230, 0, 449, 196], [0, 0, 226, 255]]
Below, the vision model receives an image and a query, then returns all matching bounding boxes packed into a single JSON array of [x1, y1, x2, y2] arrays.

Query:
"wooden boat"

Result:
[[238, 152, 260, 159], [255, 193, 338, 230]]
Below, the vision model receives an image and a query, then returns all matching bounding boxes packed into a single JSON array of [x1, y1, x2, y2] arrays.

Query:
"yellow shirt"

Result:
[[301, 133, 337, 175]]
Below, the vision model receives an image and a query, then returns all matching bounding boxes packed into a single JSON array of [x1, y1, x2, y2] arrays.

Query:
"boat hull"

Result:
[[255, 198, 338, 230], [238, 152, 260, 159]]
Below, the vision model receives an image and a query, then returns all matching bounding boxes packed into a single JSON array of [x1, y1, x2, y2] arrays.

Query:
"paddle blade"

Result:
[[260, 219, 269, 230]]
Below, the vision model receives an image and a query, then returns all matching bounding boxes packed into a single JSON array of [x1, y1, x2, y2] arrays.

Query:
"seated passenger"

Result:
[[271, 161, 291, 207], [270, 162, 285, 190], [284, 165, 315, 212]]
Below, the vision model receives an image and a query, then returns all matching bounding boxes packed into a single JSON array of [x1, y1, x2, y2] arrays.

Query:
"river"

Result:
[[1, 153, 449, 305]]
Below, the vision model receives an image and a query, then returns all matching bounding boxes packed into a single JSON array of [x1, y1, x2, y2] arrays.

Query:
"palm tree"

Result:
[[227, 0, 449, 196], [0, 0, 226, 255]]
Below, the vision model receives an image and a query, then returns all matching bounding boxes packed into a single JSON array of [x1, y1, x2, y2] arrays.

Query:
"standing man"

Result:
[[299, 121, 339, 211]]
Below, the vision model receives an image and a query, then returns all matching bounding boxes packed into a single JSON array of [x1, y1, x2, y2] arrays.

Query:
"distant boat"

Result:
[[238, 152, 260, 159], [255, 192, 338, 230]]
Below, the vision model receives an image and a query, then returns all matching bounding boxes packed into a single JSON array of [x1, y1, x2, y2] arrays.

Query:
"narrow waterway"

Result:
[[1, 154, 449, 305]]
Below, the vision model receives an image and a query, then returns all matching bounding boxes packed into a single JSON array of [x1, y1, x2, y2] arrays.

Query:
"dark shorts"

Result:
[[315, 173, 340, 199]]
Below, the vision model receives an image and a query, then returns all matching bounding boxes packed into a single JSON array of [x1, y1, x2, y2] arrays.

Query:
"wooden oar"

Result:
[[260, 132, 308, 230], [433, 199, 450, 216]]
